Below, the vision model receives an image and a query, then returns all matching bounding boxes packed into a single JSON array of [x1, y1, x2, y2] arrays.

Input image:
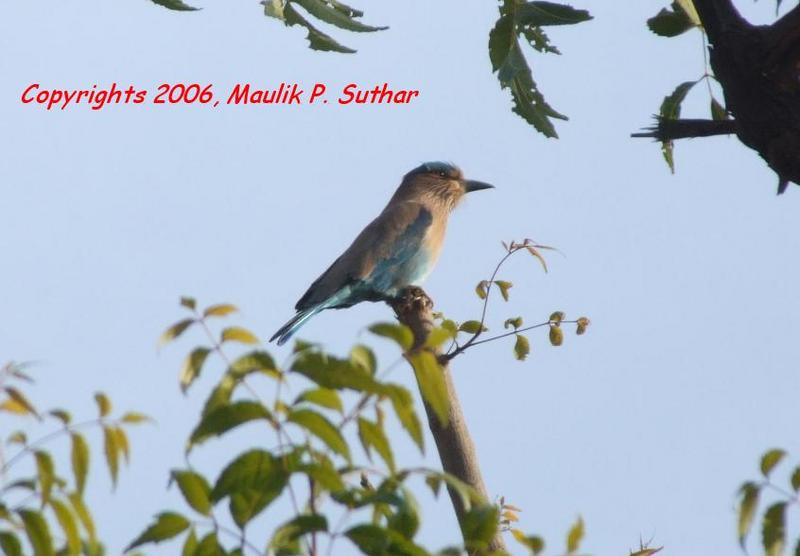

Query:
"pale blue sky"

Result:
[[2, 1, 799, 555]]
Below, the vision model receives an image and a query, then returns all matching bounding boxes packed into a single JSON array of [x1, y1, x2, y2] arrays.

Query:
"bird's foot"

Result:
[[391, 286, 433, 314]]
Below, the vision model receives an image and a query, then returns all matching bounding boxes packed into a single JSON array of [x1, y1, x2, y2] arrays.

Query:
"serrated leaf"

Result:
[[126, 512, 191, 551], [211, 450, 288, 528], [103, 426, 119, 488], [566, 515, 584, 554], [220, 326, 259, 345], [34, 451, 55, 506], [19, 509, 54, 556], [514, 335, 531, 361], [738, 482, 760, 546], [171, 470, 212, 516], [159, 318, 195, 346], [409, 351, 449, 426], [369, 323, 413, 351], [512, 529, 545, 554], [294, 388, 343, 413], [517, 2, 591, 26], [293, 0, 386, 32], [287, 409, 350, 460], [647, 4, 695, 37], [203, 303, 238, 318], [51, 498, 81, 555], [495, 280, 513, 301], [284, 3, 356, 53], [357, 417, 395, 472], [71, 433, 90, 495], [549, 326, 564, 346], [760, 449, 787, 477], [180, 347, 211, 394], [189, 401, 273, 447], [762, 502, 786, 556], [94, 392, 111, 417]]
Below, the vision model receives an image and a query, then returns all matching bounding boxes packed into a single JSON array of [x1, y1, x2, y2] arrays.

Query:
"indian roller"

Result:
[[270, 162, 494, 345]]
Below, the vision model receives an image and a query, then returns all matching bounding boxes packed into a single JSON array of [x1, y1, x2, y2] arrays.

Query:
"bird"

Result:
[[270, 161, 494, 346]]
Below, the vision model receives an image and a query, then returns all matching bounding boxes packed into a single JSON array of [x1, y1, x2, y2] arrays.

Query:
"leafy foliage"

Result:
[[736, 448, 800, 556], [0, 362, 148, 555]]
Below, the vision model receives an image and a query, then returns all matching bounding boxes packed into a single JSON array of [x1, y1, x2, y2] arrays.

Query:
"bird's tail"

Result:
[[269, 306, 323, 346]]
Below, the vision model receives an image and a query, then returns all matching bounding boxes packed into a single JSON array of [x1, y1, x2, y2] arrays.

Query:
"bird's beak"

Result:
[[463, 180, 495, 193]]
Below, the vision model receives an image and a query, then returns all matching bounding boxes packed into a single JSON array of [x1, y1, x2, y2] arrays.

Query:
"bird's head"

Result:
[[392, 162, 494, 211]]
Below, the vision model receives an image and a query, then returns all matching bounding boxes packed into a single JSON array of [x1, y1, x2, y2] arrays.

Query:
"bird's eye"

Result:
[[437, 171, 448, 178]]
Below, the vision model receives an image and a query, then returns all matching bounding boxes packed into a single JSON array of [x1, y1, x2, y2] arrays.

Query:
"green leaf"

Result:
[[549, 311, 565, 323], [294, 388, 344, 414], [369, 323, 413, 351], [409, 351, 449, 426], [182, 528, 198, 556], [67, 492, 96, 543], [180, 296, 196, 310], [203, 351, 281, 416], [576, 317, 590, 335], [159, 318, 195, 346], [189, 400, 273, 447], [514, 334, 531, 360], [70, 433, 90, 495], [283, 3, 356, 53], [462, 504, 500, 551], [505, 317, 523, 330], [295, 456, 346, 492], [790, 466, 800, 492], [760, 449, 787, 477], [549, 326, 564, 346], [426, 326, 456, 348], [220, 326, 259, 345], [517, 2, 592, 26], [566, 515, 584, 554], [738, 482, 760, 546], [661, 80, 698, 121], [18, 509, 54, 556], [762, 502, 786, 556], [180, 347, 211, 394], [287, 409, 351, 460], [34, 451, 55, 506], [171, 470, 212, 516], [350, 344, 377, 375], [459, 320, 486, 334], [512, 529, 545, 554], [711, 97, 728, 121], [292, 0, 386, 32], [494, 280, 513, 301], [121, 412, 151, 424], [94, 392, 111, 417], [211, 450, 288, 529], [0, 532, 23, 556], [194, 532, 224, 555], [51, 498, 81, 556], [647, 4, 696, 37], [345, 524, 427, 555], [270, 514, 328, 552], [387, 487, 421, 539], [150, 0, 199, 11], [385, 385, 424, 452], [475, 280, 489, 299], [103, 426, 119, 488], [4, 387, 39, 418], [292, 351, 382, 394], [357, 417, 396, 472], [126, 512, 191, 551], [203, 303, 238, 317]]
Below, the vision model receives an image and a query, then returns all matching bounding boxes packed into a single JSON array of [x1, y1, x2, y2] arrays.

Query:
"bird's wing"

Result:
[[295, 201, 433, 310]]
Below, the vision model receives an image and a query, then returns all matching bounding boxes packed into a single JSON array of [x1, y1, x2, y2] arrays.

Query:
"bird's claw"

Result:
[[391, 286, 433, 313]]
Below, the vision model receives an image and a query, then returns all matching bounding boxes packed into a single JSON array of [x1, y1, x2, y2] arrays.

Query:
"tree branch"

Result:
[[389, 287, 507, 554]]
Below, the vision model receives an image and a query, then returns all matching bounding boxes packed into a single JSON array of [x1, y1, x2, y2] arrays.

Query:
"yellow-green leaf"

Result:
[[287, 409, 350, 461], [0, 532, 23, 556], [19, 509, 54, 556], [762, 502, 786, 556], [495, 280, 513, 301], [385, 384, 424, 453], [459, 320, 486, 334], [475, 280, 489, 299], [791, 466, 800, 492], [357, 417, 395, 472], [190, 401, 273, 447], [171, 470, 212, 516], [425, 326, 456, 348], [51, 498, 81, 556], [179, 296, 196, 311], [34, 451, 55, 506], [70, 433, 90, 495], [368, 323, 413, 351], [549, 311, 565, 323], [294, 388, 343, 414], [48, 409, 71, 425], [159, 318, 195, 346], [410, 351, 449, 426], [676, 0, 701, 26], [126, 512, 190, 551], [180, 347, 211, 394], [220, 326, 259, 345], [4, 387, 39, 419], [68, 492, 96, 542], [350, 345, 377, 375], [113, 427, 130, 464], [512, 529, 545, 554], [761, 449, 787, 477], [103, 426, 119, 488], [576, 317, 590, 335], [121, 412, 151, 424], [738, 482, 760, 546], [566, 515, 584, 554], [549, 326, 564, 346], [504, 317, 523, 330], [203, 304, 238, 318], [514, 335, 530, 361], [94, 392, 111, 418]]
